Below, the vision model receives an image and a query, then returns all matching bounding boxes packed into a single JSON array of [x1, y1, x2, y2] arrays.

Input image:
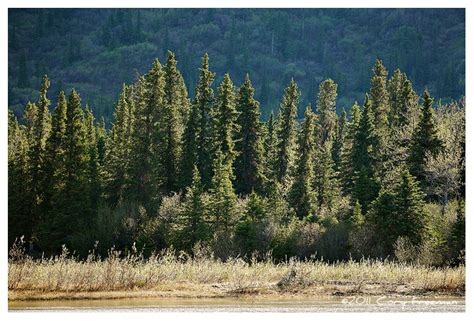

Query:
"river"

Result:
[[9, 296, 465, 312]]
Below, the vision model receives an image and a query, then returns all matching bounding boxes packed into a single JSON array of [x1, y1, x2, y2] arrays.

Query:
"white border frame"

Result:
[[1, 1, 471, 320]]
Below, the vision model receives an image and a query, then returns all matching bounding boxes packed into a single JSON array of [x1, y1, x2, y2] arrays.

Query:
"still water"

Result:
[[9, 296, 464, 312]]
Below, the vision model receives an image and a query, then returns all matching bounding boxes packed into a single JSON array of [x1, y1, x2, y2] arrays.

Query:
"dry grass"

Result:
[[8, 243, 465, 301]]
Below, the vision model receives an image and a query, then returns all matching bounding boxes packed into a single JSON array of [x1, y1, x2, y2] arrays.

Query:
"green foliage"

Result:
[[351, 94, 380, 213], [370, 59, 390, 137], [175, 166, 211, 252], [158, 51, 188, 194], [331, 110, 346, 174], [208, 151, 238, 233], [275, 79, 300, 184], [289, 105, 316, 219], [368, 169, 427, 255], [234, 192, 271, 256], [8, 9, 464, 120], [7, 50, 464, 266], [180, 102, 200, 189], [8, 111, 31, 245], [211, 73, 239, 172], [315, 79, 338, 146], [104, 84, 133, 207], [313, 141, 339, 211], [128, 61, 163, 210], [408, 89, 444, 187], [234, 74, 266, 195], [194, 53, 216, 187], [263, 112, 278, 182]]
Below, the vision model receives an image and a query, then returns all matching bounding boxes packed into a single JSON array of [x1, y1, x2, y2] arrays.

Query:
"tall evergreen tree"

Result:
[[8, 111, 31, 244], [40, 91, 68, 230], [315, 79, 338, 147], [408, 89, 444, 185], [331, 110, 346, 173], [289, 105, 316, 219], [369, 59, 390, 137], [194, 53, 216, 187], [340, 102, 361, 194], [158, 51, 187, 193], [314, 142, 339, 210], [275, 79, 300, 184], [234, 74, 265, 195], [176, 166, 210, 252], [368, 168, 427, 253], [180, 102, 199, 189], [95, 117, 107, 167], [388, 69, 419, 129], [46, 89, 88, 251], [351, 94, 380, 213], [396, 77, 419, 129], [84, 104, 100, 217], [129, 61, 164, 209], [263, 112, 278, 182], [208, 151, 238, 233], [28, 75, 51, 228], [211, 73, 239, 172], [104, 84, 133, 206], [387, 68, 404, 126]]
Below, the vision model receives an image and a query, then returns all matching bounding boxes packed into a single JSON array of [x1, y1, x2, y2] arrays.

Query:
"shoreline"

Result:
[[9, 282, 465, 302]]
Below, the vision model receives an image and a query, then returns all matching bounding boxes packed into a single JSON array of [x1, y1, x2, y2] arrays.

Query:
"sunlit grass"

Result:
[[8, 243, 464, 298]]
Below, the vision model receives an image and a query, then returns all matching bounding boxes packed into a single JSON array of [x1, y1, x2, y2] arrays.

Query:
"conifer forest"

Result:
[[8, 9, 465, 268]]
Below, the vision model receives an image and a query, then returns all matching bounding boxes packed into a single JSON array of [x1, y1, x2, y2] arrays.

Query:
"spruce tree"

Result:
[[96, 117, 107, 166], [234, 74, 265, 195], [331, 110, 346, 173], [408, 89, 444, 185], [194, 53, 216, 187], [388, 70, 419, 129], [315, 79, 338, 147], [289, 105, 316, 219], [275, 79, 300, 184], [394, 169, 427, 245], [23, 101, 38, 143], [104, 84, 132, 206], [340, 102, 361, 194], [8, 111, 31, 244], [28, 75, 51, 227], [129, 61, 164, 209], [180, 102, 200, 189], [314, 142, 339, 210], [47, 89, 88, 251], [211, 73, 239, 172], [264, 112, 278, 182], [176, 165, 210, 252], [351, 94, 380, 213], [396, 77, 419, 129], [235, 191, 269, 255], [159, 51, 186, 193], [350, 200, 364, 228], [388, 68, 404, 126], [208, 151, 238, 233], [369, 59, 389, 137], [368, 169, 427, 252], [40, 91, 68, 230], [84, 104, 100, 217]]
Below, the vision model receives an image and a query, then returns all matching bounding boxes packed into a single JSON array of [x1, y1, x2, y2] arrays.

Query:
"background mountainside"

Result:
[[8, 8, 465, 123]]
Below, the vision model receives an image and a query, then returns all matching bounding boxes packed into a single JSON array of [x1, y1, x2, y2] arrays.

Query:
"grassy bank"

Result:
[[8, 247, 465, 301]]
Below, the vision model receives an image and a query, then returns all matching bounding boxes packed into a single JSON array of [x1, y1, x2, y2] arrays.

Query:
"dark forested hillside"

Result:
[[8, 8, 465, 123]]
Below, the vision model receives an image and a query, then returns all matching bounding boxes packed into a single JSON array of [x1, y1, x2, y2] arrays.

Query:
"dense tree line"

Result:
[[8, 53, 465, 266]]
